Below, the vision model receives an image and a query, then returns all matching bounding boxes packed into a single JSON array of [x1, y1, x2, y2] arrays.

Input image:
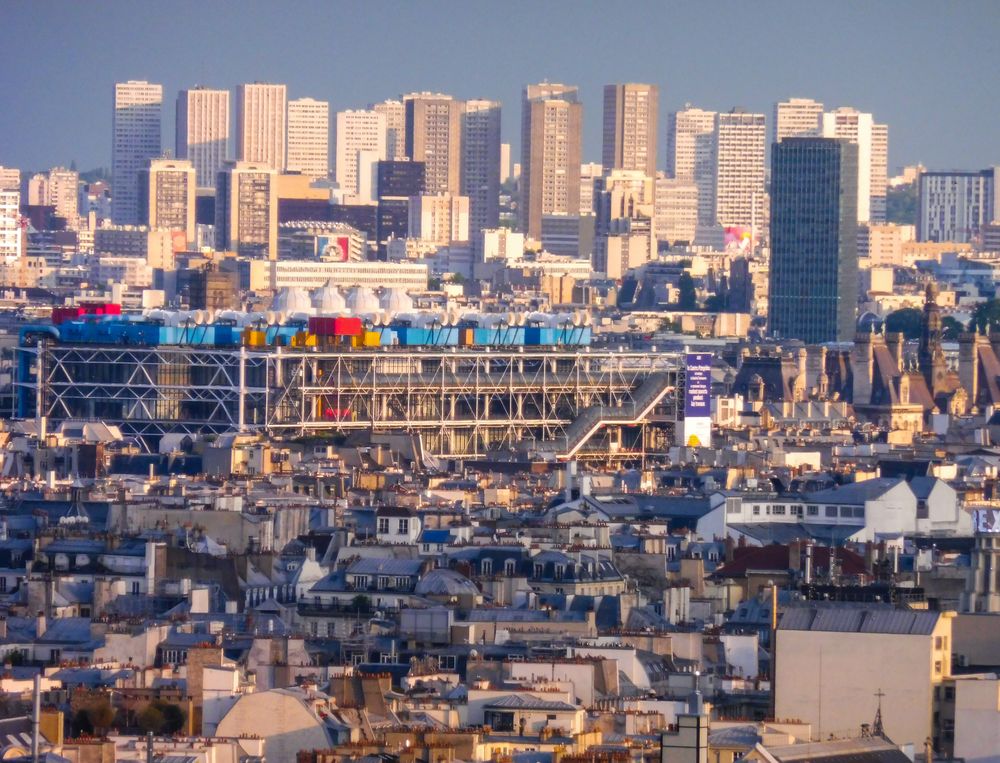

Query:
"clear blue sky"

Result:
[[2, 0, 998, 174]]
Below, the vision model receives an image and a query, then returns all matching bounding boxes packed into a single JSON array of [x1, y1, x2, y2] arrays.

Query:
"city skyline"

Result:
[[2, 1, 998, 174]]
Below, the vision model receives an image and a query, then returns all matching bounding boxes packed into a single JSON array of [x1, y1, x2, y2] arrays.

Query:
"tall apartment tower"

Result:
[[44, 168, 80, 226], [335, 110, 387, 200], [176, 87, 230, 188], [372, 99, 406, 161], [237, 83, 287, 171], [461, 99, 502, 239], [772, 98, 823, 144], [713, 110, 767, 230], [404, 93, 464, 195], [138, 158, 197, 245], [822, 106, 888, 223], [666, 107, 717, 225], [602, 83, 658, 177], [112, 80, 162, 225], [769, 138, 859, 344], [0, 190, 22, 261], [520, 83, 583, 240], [0, 167, 20, 192], [287, 97, 330, 179], [214, 161, 279, 260]]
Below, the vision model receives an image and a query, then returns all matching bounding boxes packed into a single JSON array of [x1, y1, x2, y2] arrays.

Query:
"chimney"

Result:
[[788, 540, 802, 573], [804, 544, 813, 585]]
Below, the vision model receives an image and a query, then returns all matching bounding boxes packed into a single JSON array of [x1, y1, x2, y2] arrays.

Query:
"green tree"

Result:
[[971, 299, 1000, 333], [884, 307, 924, 339], [72, 709, 93, 736], [703, 294, 727, 313], [137, 704, 165, 734], [89, 701, 115, 733], [350, 594, 372, 613], [158, 702, 185, 734], [941, 315, 966, 341], [886, 184, 918, 225], [677, 272, 697, 310]]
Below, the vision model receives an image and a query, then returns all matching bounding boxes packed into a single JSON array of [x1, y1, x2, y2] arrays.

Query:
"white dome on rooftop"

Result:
[[312, 282, 347, 313], [379, 287, 414, 317], [346, 286, 379, 315], [271, 287, 313, 315]]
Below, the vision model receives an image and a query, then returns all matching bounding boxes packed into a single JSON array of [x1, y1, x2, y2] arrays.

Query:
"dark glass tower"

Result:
[[769, 137, 859, 343]]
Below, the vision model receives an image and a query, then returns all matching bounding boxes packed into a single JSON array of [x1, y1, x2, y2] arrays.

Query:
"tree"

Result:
[[972, 299, 1000, 334], [89, 701, 115, 733], [72, 709, 93, 736], [159, 702, 185, 734], [677, 272, 697, 310], [886, 184, 918, 225], [941, 315, 966, 341], [884, 308, 924, 339], [703, 294, 727, 313], [350, 594, 371, 614], [137, 704, 165, 734]]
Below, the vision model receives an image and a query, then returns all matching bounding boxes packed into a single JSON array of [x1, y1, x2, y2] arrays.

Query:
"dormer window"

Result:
[[481, 559, 493, 576], [377, 517, 389, 534], [555, 564, 565, 580], [533, 563, 543, 578], [504, 559, 516, 576]]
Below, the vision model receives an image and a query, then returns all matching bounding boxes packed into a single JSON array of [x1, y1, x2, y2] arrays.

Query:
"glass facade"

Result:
[[769, 138, 859, 344]]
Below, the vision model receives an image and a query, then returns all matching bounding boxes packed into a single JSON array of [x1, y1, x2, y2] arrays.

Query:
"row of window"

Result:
[[745, 503, 865, 519]]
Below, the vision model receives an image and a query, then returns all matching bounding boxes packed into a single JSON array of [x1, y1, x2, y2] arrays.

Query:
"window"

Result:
[[555, 564, 565, 580], [398, 518, 410, 534], [839, 506, 853, 517], [935, 660, 943, 674], [377, 576, 389, 589], [944, 686, 955, 700], [533, 563, 544, 578], [917, 500, 929, 519], [852, 507, 865, 518], [354, 575, 369, 589], [825, 506, 838, 517], [132, 581, 140, 594], [773, 505, 786, 516], [792, 506, 803, 517], [752, 506, 760, 516], [807, 506, 818, 516], [481, 559, 493, 576], [0, 578, 6, 592], [378, 517, 389, 534], [505, 559, 517, 576]]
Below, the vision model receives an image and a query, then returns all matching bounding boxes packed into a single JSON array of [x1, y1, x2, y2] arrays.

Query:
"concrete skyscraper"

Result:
[[335, 109, 387, 200], [215, 161, 279, 259], [666, 107, 717, 226], [822, 107, 888, 223], [287, 97, 330, 179], [111, 80, 162, 224], [602, 83, 658, 177], [713, 110, 766, 230], [461, 99, 502, 239], [520, 83, 583, 240], [769, 137, 859, 344], [772, 98, 824, 144], [372, 99, 406, 161], [237, 83, 287, 171], [404, 93, 464, 195], [175, 87, 230, 188], [138, 158, 197, 246]]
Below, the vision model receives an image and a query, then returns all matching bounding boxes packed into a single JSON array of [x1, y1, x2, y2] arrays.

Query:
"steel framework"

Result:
[[16, 342, 684, 460]]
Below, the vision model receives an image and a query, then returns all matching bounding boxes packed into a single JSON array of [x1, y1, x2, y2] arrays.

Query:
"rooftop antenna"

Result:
[[872, 687, 886, 738]]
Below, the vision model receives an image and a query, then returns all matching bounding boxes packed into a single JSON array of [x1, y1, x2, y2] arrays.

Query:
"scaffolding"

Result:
[[16, 342, 684, 460]]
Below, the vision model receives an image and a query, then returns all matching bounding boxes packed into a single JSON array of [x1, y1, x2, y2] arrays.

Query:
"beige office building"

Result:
[[138, 158, 196, 246], [404, 93, 464, 195], [215, 161, 279, 260], [773, 97, 824, 143], [28, 168, 79, 226], [287, 97, 330, 179], [602, 83, 658, 177], [237, 83, 287, 171], [666, 106, 717, 225], [408, 193, 470, 245], [335, 109, 387, 199], [372, 99, 406, 161], [520, 83, 583, 240], [0, 190, 22, 261], [655, 176, 698, 245], [822, 106, 888, 223], [714, 110, 766, 230], [112, 80, 162, 225], [0, 167, 20, 192], [176, 87, 230, 188], [858, 223, 905, 267]]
